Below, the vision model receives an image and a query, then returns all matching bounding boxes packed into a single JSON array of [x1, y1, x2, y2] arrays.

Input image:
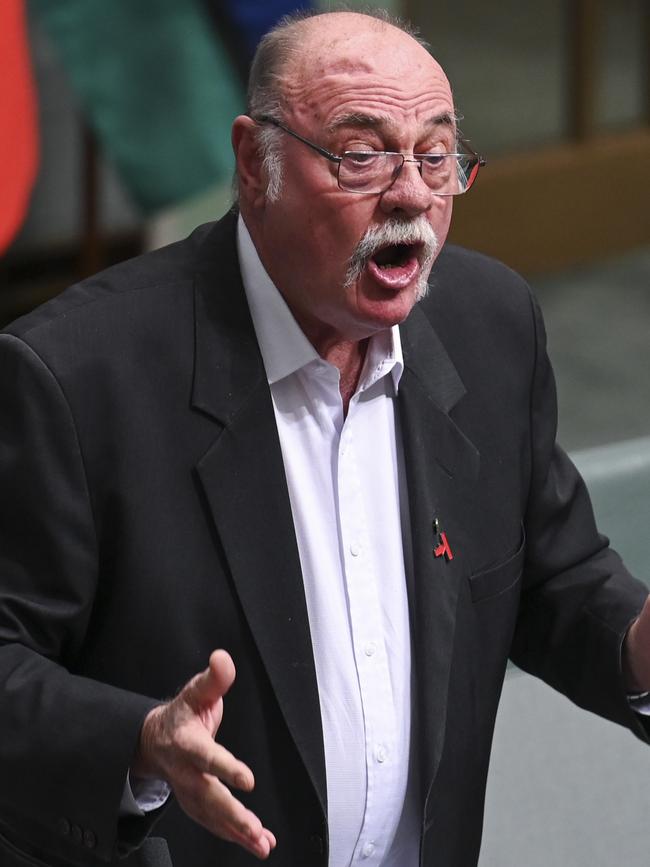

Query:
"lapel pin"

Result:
[[433, 518, 454, 561]]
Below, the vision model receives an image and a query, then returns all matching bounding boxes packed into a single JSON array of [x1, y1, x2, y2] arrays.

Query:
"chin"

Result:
[[354, 291, 420, 335]]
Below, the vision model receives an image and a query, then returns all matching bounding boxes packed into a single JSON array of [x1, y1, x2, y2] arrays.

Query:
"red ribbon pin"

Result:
[[433, 519, 454, 561]]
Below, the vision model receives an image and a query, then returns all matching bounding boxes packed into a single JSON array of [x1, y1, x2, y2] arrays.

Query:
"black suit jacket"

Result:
[[0, 211, 647, 867]]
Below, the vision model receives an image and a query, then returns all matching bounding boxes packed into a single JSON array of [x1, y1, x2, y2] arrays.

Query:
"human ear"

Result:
[[231, 115, 266, 210]]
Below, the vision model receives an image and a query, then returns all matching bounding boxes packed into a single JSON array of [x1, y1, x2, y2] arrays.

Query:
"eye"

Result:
[[420, 154, 446, 169], [344, 151, 381, 166], [342, 152, 385, 175]]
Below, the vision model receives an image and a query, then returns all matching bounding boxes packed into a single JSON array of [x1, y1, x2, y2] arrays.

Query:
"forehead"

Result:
[[281, 17, 454, 132]]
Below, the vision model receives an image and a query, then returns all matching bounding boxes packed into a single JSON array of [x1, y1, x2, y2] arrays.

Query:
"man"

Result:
[[1, 9, 650, 867]]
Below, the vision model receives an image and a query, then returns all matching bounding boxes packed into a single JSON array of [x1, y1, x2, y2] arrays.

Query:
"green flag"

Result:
[[32, 0, 244, 212]]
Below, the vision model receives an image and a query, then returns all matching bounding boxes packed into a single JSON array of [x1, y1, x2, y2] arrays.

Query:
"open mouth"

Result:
[[371, 242, 421, 270], [366, 242, 422, 290]]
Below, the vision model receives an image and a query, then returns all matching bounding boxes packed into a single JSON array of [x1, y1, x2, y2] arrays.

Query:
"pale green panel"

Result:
[[598, 1, 645, 130], [412, 0, 566, 155]]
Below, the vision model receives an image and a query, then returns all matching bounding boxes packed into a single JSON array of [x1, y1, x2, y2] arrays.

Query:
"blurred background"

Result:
[[1, 0, 649, 449]]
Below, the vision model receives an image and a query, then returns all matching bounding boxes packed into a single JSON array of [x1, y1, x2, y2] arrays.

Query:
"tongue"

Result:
[[366, 255, 420, 290]]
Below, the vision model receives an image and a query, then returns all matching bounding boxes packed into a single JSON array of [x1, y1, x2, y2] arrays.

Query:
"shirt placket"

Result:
[[339, 388, 401, 866]]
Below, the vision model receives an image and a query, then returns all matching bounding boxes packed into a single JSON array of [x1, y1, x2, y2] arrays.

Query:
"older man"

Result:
[[1, 9, 650, 867]]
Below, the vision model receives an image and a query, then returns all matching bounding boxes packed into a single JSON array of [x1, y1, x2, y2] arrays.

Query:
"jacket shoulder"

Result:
[[3, 219, 229, 345], [422, 243, 538, 335], [429, 243, 532, 304]]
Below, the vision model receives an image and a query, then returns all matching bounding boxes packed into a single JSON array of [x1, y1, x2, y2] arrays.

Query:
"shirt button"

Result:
[[375, 744, 387, 763], [350, 542, 361, 557], [364, 642, 376, 657], [362, 841, 375, 858]]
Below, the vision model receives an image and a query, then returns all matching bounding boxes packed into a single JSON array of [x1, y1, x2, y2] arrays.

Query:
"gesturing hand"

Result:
[[133, 649, 276, 859], [623, 595, 650, 693]]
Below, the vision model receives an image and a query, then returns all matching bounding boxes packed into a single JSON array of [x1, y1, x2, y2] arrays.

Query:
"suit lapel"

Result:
[[399, 305, 480, 799], [190, 215, 327, 813], [188, 216, 480, 815]]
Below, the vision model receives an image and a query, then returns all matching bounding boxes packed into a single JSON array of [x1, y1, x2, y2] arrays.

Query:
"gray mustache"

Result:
[[345, 216, 439, 290]]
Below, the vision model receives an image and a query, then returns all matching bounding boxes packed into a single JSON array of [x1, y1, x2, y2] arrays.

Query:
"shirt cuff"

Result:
[[120, 771, 171, 817], [628, 692, 650, 716]]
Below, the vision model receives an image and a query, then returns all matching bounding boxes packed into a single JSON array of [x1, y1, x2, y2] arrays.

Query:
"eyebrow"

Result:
[[325, 110, 457, 134]]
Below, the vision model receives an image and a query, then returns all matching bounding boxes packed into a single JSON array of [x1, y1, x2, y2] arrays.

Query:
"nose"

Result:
[[378, 159, 435, 218]]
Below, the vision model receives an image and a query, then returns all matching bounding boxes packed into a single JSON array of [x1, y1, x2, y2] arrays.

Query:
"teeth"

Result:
[[373, 243, 417, 270]]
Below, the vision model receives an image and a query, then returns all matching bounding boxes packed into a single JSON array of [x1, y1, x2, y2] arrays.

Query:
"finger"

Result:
[[262, 828, 277, 850], [220, 810, 275, 859], [246, 825, 276, 859], [258, 829, 277, 859], [182, 649, 236, 712], [225, 825, 271, 859], [185, 731, 255, 791], [179, 775, 271, 856], [229, 827, 274, 860], [208, 649, 236, 693]]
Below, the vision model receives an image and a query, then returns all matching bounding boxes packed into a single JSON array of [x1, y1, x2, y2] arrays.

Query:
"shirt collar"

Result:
[[237, 214, 404, 392]]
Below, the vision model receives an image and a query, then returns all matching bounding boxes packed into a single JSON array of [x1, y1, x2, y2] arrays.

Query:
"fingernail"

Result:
[[235, 772, 252, 790]]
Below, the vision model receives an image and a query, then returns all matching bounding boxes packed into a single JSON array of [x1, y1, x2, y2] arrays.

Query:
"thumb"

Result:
[[183, 649, 236, 713]]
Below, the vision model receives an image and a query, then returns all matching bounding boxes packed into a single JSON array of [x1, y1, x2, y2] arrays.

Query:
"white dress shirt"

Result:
[[238, 216, 420, 867]]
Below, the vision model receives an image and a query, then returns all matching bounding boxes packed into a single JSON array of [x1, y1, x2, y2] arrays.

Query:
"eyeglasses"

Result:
[[256, 116, 486, 196]]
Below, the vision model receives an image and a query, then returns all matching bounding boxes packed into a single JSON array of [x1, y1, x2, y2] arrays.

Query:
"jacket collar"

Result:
[[191, 211, 328, 815]]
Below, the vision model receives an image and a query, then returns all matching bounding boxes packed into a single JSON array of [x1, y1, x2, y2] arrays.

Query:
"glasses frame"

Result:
[[255, 115, 486, 196]]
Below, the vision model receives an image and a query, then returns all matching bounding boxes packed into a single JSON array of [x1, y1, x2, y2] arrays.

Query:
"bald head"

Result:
[[247, 9, 446, 121]]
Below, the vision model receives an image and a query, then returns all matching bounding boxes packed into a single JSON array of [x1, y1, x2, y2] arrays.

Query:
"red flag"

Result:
[[0, 0, 38, 254]]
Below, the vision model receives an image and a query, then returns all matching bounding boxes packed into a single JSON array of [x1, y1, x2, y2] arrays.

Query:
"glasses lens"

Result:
[[420, 155, 455, 194], [419, 154, 479, 195], [455, 155, 480, 194], [339, 152, 402, 193]]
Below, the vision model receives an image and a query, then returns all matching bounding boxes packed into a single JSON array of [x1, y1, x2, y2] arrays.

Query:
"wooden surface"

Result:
[[448, 128, 650, 275]]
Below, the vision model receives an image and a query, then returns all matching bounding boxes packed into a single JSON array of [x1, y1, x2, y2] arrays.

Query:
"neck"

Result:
[[321, 338, 369, 415]]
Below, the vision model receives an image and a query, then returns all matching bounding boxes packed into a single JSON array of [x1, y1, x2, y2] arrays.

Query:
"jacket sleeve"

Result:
[[511, 292, 650, 739], [0, 333, 161, 866]]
